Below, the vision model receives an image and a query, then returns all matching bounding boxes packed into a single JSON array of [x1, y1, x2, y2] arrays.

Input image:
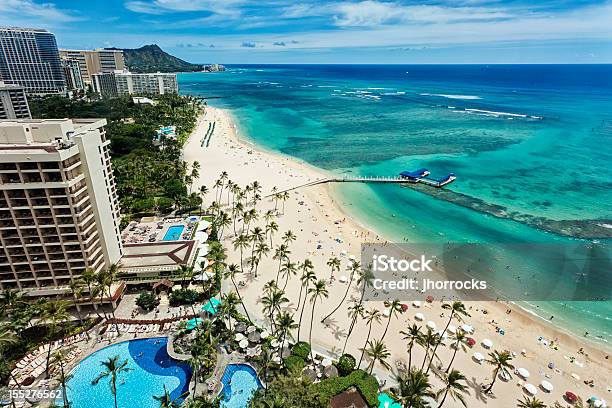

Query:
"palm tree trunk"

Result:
[[446, 344, 459, 373], [484, 368, 499, 393], [437, 389, 449, 408], [308, 299, 317, 363], [321, 276, 351, 323], [297, 285, 309, 341], [407, 343, 414, 372], [358, 321, 373, 369], [342, 315, 358, 355], [231, 277, 252, 323], [380, 314, 392, 342]]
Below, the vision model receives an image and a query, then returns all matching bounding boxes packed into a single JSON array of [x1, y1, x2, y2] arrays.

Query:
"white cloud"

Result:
[[0, 0, 80, 26], [333, 1, 514, 27], [125, 0, 245, 16]]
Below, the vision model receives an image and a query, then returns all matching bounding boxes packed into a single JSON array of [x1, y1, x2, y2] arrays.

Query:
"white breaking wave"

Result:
[[420, 93, 482, 100]]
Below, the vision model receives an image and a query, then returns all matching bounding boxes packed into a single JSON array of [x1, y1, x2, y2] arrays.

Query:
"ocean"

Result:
[[178, 64, 612, 347]]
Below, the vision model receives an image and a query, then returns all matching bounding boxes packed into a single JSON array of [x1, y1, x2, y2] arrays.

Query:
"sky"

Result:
[[1, 0, 612, 63]]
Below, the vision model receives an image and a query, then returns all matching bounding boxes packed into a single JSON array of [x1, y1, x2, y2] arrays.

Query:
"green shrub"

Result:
[[135, 291, 159, 311], [337, 353, 356, 376], [291, 342, 311, 360], [309, 369, 379, 407], [169, 288, 201, 306], [283, 355, 305, 373]]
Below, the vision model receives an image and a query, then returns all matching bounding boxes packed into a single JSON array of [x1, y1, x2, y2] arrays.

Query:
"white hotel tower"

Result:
[[0, 118, 122, 296]]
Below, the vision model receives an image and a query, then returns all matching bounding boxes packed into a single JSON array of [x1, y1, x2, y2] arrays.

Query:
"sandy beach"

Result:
[[183, 106, 611, 407]]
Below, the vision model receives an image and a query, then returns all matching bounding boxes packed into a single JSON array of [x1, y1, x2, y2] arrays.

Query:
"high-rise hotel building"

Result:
[[59, 48, 125, 86], [0, 118, 122, 295], [0, 82, 31, 119], [0, 27, 66, 94], [92, 71, 178, 97]]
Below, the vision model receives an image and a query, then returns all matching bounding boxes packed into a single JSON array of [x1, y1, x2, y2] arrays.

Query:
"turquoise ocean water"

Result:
[[179, 65, 612, 347]]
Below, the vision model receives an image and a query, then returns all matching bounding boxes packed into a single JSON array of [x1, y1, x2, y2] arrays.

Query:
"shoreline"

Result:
[[183, 105, 611, 406]]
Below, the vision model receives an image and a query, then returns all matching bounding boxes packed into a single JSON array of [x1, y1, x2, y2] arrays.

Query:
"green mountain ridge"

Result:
[[113, 44, 202, 73]]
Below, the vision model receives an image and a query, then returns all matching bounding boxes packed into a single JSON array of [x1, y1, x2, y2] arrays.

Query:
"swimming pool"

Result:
[[163, 225, 185, 241], [219, 364, 263, 408], [57, 337, 191, 408]]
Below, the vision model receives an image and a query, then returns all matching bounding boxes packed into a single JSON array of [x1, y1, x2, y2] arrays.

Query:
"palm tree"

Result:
[[445, 329, 468, 373], [418, 328, 441, 372], [252, 241, 270, 278], [178, 264, 195, 288], [51, 347, 75, 408], [189, 356, 201, 395], [261, 283, 288, 335], [296, 269, 316, 342], [249, 226, 265, 264], [154, 384, 189, 408], [427, 302, 470, 374], [392, 368, 435, 408], [80, 268, 102, 318], [102, 264, 122, 335], [280, 260, 297, 291], [91, 355, 132, 408], [400, 323, 423, 372], [295, 259, 313, 308], [233, 234, 249, 268], [0, 323, 21, 390], [380, 299, 404, 342], [436, 369, 468, 407], [357, 309, 382, 369], [223, 264, 252, 323], [517, 396, 547, 408], [307, 280, 328, 363], [68, 279, 90, 339], [326, 257, 340, 280], [484, 350, 515, 394], [342, 301, 364, 355], [266, 220, 279, 248], [216, 211, 232, 240], [281, 230, 296, 246], [275, 311, 297, 360], [321, 260, 360, 323], [361, 339, 391, 375], [279, 191, 290, 214], [40, 300, 70, 378], [273, 244, 291, 285], [198, 185, 208, 214]]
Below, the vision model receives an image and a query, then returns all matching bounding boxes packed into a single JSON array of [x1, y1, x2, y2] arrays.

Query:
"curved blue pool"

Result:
[[163, 225, 185, 241], [58, 337, 191, 407], [220, 364, 263, 408]]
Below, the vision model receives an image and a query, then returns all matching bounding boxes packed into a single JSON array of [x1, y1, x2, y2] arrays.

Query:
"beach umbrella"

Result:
[[461, 324, 474, 333], [547, 362, 555, 369], [540, 380, 554, 392], [482, 339, 493, 349], [565, 391, 578, 403], [382, 309, 390, 318], [426, 321, 437, 330], [517, 368, 530, 379], [473, 352, 484, 363], [186, 318, 203, 330], [235, 322, 246, 333], [246, 325, 256, 333], [234, 333, 245, 341], [523, 383, 538, 395], [467, 338, 476, 346], [447, 325, 457, 334], [571, 373, 580, 380], [438, 330, 448, 340], [260, 329, 270, 339], [426, 295, 434, 303], [248, 331, 261, 343], [323, 365, 338, 378], [339, 275, 348, 283], [303, 368, 317, 381], [322, 358, 333, 367], [239, 339, 249, 349], [594, 401, 603, 408], [378, 392, 402, 408], [401, 303, 408, 312], [414, 313, 425, 321], [349, 255, 356, 261], [202, 297, 221, 315], [270, 339, 281, 348], [412, 300, 421, 308]]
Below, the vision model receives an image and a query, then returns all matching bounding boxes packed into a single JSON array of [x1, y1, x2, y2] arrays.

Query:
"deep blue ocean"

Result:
[[178, 65, 612, 346]]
